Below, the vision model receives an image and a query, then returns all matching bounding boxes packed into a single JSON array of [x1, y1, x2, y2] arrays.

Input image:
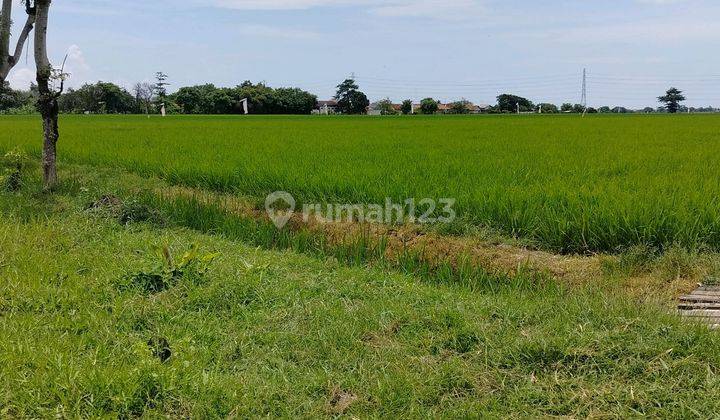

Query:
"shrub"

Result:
[[1, 149, 29, 192], [119, 200, 165, 225], [120, 244, 218, 294]]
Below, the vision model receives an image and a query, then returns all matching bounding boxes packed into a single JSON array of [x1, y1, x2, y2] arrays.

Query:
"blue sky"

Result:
[[7, 0, 720, 108]]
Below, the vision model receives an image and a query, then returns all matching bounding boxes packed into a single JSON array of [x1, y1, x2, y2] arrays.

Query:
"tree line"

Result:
[[1, 77, 713, 116], [1, 78, 318, 115]]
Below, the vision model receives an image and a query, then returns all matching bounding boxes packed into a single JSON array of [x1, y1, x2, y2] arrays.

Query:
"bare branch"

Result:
[[54, 52, 67, 96], [10, 12, 36, 66], [34, 0, 50, 73], [1, 0, 35, 82]]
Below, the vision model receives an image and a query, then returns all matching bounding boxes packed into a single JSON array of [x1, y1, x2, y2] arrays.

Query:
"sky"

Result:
[[6, 0, 720, 108]]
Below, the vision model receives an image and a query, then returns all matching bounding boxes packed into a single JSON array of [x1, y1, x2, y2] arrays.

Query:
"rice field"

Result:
[[2, 113, 720, 253], [2, 165, 720, 417], [3, 116, 720, 417]]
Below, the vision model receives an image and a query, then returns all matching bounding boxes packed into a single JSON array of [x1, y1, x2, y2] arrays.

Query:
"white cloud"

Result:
[[53, 2, 123, 16], [523, 18, 720, 44], [6, 44, 93, 89], [7, 68, 35, 90], [214, 0, 377, 10], [214, 0, 487, 19], [370, 0, 486, 20], [636, 0, 688, 4], [238, 24, 320, 39], [62, 44, 92, 88]]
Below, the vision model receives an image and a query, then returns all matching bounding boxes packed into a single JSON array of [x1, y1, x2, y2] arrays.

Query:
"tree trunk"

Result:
[[0, 0, 12, 80], [39, 94, 59, 188], [34, 0, 58, 190]]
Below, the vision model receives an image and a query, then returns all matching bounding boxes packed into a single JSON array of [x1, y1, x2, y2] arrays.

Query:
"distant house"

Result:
[[421, 101, 491, 114], [436, 103, 452, 113], [338, 100, 492, 115], [367, 101, 384, 116], [367, 101, 405, 115], [470, 103, 491, 113], [314, 100, 338, 115], [441, 102, 491, 114]]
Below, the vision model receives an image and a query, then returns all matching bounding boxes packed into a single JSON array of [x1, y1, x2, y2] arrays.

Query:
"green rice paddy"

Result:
[[2, 113, 719, 253]]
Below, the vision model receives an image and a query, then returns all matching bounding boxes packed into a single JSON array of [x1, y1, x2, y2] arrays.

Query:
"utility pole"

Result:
[[517, 102, 520, 114], [581, 68, 588, 117]]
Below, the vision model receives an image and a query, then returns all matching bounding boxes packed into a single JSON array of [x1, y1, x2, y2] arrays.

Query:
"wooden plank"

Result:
[[679, 309, 720, 315], [680, 295, 720, 303], [679, 310, 720, 317], [677, 286, 720, 328], [689, 291, 720, 297], [678, 309, 720, 319], [678, 302, 720, 310], [682, 294, 720, 300]]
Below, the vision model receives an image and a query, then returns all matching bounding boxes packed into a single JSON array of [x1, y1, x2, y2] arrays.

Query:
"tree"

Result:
[[658, 87, 685, 113], [334, 78, 369, 114], [59, 82, 135, 114], [273, 87, 317, 114], [169, 82, 317, 115], [33, 0, 63, 189], [232, 82, 277, 114], [448, 99, 471, 114], [0, 0, 35, 85], [598, 106, 611, 113], [419, 98, 439, 114], [561, 103, 574, 113], [401, 99, 412, 115], [373, 99, 397, 115], [496, 94, 533, 113], [133, 82, 154, 115], [153, 71, 169, 109], [537, 103, 558, 113], [0, 82, 35, 112], [572, 103, 585, 113], [172, 84, 222, 114]]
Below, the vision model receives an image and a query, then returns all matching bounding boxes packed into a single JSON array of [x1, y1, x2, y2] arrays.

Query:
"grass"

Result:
[[2, 114, 720, 253], [1, 165, 720, 417]]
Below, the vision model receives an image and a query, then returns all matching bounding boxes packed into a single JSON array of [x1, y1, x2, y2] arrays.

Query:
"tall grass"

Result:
[[144, 192, 548, 293], [2, 114, 720, 252]]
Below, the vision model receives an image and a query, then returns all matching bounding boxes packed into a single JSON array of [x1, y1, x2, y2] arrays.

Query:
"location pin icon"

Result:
[[265, 191, 296, 229]]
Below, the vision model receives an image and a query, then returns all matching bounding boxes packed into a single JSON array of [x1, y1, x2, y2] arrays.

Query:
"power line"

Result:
[[269, 71, 720, 107]]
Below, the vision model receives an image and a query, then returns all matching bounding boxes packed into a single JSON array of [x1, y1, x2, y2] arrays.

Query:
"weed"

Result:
[[615, 244, 659, 275], [147, 336, 172, 363], [439, 331, 481, 354], [657, 244, 696, 280], [120, 244, 218, 294], [1, 148, 28, 192], [118, 199, 165, 225], [704, 276, 720, 286]]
